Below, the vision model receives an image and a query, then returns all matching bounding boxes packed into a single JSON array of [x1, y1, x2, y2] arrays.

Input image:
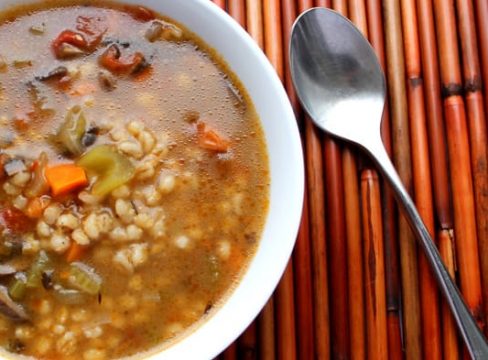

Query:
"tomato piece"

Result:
[[52, 30, 88, 59], [196, 122, 230, 153], [0, 207, 33, 234], [99, 44, 148, 74], [76, 16, 107, 48]]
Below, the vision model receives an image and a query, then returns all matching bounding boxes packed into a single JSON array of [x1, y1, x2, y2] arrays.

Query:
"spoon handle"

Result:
[[366, 137, 488, 359]]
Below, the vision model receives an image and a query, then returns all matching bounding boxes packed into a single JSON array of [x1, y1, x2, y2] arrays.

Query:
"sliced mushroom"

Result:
[[0, 286, 29, 322], [56, 43, 85, 59], [98, 71, 117, 91], [145, 21, 163, 42], [35, 66, 68, 81]]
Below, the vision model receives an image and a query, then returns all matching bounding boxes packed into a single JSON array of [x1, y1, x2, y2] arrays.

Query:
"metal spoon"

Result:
[[290, 7, 488, 359]]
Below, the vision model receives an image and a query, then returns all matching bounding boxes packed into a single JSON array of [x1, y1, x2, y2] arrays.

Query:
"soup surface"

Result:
[[0, 1, 269, 359]]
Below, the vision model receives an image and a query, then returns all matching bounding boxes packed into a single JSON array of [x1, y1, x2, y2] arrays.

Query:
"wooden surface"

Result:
[[212, 0, 488, 358]]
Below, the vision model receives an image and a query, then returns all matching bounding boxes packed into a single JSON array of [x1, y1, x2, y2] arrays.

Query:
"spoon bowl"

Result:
[[290, 8, 384, 148], [290, 7, 488, 359]]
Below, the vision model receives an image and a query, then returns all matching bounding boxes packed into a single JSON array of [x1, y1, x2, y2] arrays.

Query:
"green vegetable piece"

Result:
[[77, 145, 135, 197], [25, 251, 51, 288], [8, 273, 27, 301], [57, 106, 87, 156], [68, 262, 102, 296]]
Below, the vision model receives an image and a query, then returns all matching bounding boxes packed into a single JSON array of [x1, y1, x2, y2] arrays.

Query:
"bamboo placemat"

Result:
[[212, 0, 488, 359]]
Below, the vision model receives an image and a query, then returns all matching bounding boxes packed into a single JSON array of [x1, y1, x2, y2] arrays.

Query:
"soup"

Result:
[[0, 1, 269, 359]]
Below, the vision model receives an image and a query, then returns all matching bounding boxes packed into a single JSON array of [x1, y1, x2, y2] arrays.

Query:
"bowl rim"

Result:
[[0, 1, 305, 359]]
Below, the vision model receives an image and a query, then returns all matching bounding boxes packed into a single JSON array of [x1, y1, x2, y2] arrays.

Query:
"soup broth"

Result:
[[0, 1, 269, 359]]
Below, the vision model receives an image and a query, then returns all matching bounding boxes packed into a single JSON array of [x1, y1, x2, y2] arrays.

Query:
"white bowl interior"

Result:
[[0, 0, 304, 359]]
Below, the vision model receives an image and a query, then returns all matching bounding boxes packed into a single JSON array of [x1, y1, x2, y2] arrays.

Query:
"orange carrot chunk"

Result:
[[24, 197, 51, 219], [66, 242, 88, 262], [197, 122, 230, 153], [45, 164, 88, 196]]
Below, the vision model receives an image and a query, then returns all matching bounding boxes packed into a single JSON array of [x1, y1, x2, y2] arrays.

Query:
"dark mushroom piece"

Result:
[[41, 270, 54, 290], [0, 286, 29, 322], [101, 38, 130, 48], [82, 127, 99, 147], [35, 66, 68, 82]]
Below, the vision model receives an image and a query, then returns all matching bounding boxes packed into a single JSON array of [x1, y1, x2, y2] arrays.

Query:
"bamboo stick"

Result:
[[365, 2, 403, 358], [384, 1, 423, 358], [475, 0, 488, 112], [432, 0, 485, 330], [415, 0, 453, 229], [279, 1, 315, 358], [342, 150, 366, 360], [361, 169, 389, 360], [245, 0, 264, 49], [348, 0, 367, 35], [344, 2, 367, 359], [314, 0, 332, 7], [443, 95, 485, 326], [237, 322, 257, 359], [258, 300, 276, 360], [228, 0, 246, 27], [324, 2, 350, 359], [456, 0, 488, 333], [281, 0, 301, 119], [323, 138, 349, 360], [275, 262, 297, 360], [213, 0, 226, 10], [400, 0, 443, 358], [263, 1, 296, 358], [305, 119, 330, 360], [292, 188, 315, 360], [296, 1, 331, 358], [438, 230, 460, 360], [416, 0, 459, 355], [222, 343, 237, 360], [332, 0, 348, 15], [263, 0, 284, 80]]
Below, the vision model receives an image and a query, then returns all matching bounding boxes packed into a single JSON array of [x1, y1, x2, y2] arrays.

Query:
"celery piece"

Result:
[[25, 251, 51, 288], [77, 145, 135, 197], [68, 262, 102, 296], [8, 273, 27, 301], [57, 106, 87, 156]]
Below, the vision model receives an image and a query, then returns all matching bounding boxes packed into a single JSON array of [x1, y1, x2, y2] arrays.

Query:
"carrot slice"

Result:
[[45, 164, 88, 196], [24, 197, 51, 219], [197, 122, 230, 153], [66, 242, 88, 262]]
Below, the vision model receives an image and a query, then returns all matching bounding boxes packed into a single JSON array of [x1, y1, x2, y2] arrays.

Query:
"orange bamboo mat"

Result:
[[213, 0, 488, 359]]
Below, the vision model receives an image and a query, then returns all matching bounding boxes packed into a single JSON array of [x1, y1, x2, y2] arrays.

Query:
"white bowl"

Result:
[[0, 0, 304, 359]]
